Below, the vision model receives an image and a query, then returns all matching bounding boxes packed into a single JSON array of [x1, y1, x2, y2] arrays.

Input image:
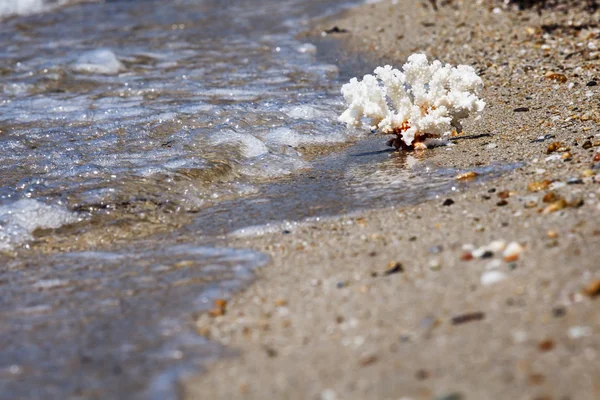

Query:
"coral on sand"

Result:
[[339, 54, 485, 150]]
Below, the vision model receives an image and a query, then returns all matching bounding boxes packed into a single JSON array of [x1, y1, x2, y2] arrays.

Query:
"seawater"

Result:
[[0, 0, 515, 398]]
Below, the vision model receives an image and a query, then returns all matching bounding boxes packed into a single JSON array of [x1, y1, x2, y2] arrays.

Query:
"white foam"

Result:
[[0, 199, 79, 251], [204, 130, 269, 158], [71, 49, 126, 75], [282, 105, 325, 120], [263, 127, 346, 148], [0, 0, 66, 17]]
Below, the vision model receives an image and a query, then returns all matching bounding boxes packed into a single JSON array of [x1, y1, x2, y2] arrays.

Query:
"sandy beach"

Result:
[[184, 1, 600, 399]]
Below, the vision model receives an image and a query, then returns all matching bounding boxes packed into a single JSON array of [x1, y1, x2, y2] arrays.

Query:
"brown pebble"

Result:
[[538, 339, 555, 352], [275, 299, 288, 307], [529, 373, 546, 385], [547, 230, 559, 239], [527, 180, 551, 192], [594, 153, 600, 162], [455, 171, 479, 180], [415, 369, 430, 380], [497, 200, 509, 206], [460, 252, 474, 261], [544, 72, 567, 83], [504, 254, 519, 262], [561, 152, 572, 160], [542, 192, 558, 203], [546, 142, 562, 154], [497, 190, 510, 199], [451, 311, 485, 325], [582, 279, 600, 298], [583, 140, 593, 149], [359, 353, 378, 366]]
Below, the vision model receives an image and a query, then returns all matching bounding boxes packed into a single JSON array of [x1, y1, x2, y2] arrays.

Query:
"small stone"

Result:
[[582, 169, 595, 177], [481, 270, 507, 285], [586, 80, 598, 87], [568, 326, 593, 339], [481, 250, 494, 259], [503, 242, 524, 262], [524, 200, 537, 208], [460, 252, 474, 261], [497, 190, 511, 199], [336, 281, 346, 289], [594, 154, 600, 162], [275, 299, 288, 307], [544, 72, 567, 83], [513, 107, 530, 112], [542, 199, 567, 214], [429, 259, 442, 271], [542, 192, 558, 203], [455, 171, 479, 180], [358, 352, 378, 366], [451, 311, 485, 325], [497, 200, 508, 206], [552, 306, 566, 317], [415, 369, 430, 380], [384, 261, 404, 275], [567, 177, 583, 185], [547, 230, 559, 239], [582, 140, 593, 149], [528, 180, 551, 192], [546, 142, 563, 154], [538, 339, 555, 352], [428, 245, 443, 254], [582, 279, 600, 298], [561, 152, 572, 160], [442, 198, 455, 206]]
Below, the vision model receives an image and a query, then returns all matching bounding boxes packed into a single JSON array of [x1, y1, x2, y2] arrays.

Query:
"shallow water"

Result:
[[0, 0, 516, 398]]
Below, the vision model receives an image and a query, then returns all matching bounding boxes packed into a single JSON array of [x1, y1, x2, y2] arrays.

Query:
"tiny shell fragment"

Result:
[[544, 72, 568, 83], [455, 171, 479, 180]]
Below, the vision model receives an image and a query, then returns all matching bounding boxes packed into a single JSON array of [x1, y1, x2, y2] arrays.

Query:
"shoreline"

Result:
[[184, 1, 600, 399]]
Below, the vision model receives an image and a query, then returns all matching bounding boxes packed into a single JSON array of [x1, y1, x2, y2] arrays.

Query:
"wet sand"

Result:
[[185, 1, 600, 399]]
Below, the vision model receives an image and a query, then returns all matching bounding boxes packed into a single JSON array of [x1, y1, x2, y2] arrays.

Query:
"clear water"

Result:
[[0, 0, 517, 398]]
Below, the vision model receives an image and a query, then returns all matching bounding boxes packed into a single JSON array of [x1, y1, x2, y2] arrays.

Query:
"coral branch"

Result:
[[339, 54, 485, 151]]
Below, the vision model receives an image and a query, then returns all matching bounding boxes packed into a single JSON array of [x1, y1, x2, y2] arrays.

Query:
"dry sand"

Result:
[[184, 1, 600, 399]]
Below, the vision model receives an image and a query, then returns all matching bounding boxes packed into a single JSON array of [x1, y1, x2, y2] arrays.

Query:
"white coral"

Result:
[[339, 53, 485, 149]]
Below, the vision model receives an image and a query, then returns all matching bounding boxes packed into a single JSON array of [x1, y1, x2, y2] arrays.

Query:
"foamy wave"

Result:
[[0, 199, 80, 251], [0, 0, 69, 17]]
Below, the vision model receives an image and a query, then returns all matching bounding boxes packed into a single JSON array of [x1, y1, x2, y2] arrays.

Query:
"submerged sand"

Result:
[[185, 1, 600, 399]]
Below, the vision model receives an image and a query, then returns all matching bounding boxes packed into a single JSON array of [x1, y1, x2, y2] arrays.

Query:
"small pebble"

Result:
[[582, 279, 600, 298], [538, 339, 555, 352], [513, 107, 529, 112], [586, 80, 598, 87], [481, 270, 507, 285], [442, 198, 455, 206], [503, 242, 524, 262], [358, 352, 378, 367], [451, 311, 485, 325], [384, 261, 404, 275], [568, 326, 593, 339], [428, 245, 443, 254], [552, 306, 566, 317], [497, 200, 508, 206], [455, 171, 478, 180], [567, 177, 583, 185]]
